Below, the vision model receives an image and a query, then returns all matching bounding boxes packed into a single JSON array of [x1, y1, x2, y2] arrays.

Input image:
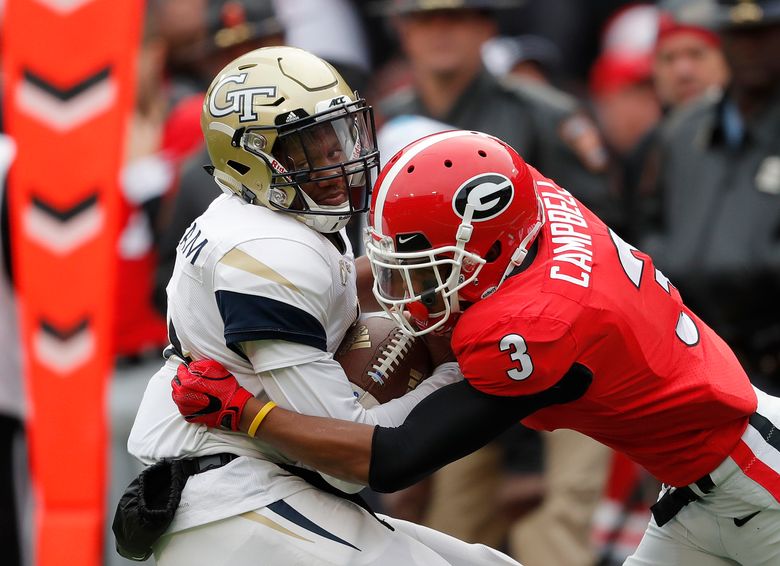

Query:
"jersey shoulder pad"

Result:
[[214, 236, 333, 300], [213, 236, 336, 352], [453, 310, 577, 397]]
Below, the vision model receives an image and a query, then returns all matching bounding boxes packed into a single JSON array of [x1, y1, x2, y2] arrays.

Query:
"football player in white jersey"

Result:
[[126, 46, 520, 566]]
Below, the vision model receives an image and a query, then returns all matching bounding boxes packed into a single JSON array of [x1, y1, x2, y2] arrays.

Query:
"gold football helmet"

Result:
[[201, 46, 379, 232]]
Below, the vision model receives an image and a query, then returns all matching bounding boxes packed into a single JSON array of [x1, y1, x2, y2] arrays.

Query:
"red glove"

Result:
[[171, 359, 253, 431]]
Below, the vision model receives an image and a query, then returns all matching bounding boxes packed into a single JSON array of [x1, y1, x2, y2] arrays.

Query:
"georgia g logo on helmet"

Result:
[[452, 173, 514, 221], [208, 73, 277, 122]]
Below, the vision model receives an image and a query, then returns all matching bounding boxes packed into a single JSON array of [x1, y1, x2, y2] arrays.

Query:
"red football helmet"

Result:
[[365, 130, 544, 336]]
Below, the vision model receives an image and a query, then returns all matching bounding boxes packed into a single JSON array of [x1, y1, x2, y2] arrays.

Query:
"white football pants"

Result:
[[626, 387, 780, 565], [154, 485, 521, 566]]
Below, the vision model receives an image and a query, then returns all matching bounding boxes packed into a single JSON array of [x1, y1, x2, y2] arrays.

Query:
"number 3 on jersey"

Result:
[[500, 334, 534, 380]]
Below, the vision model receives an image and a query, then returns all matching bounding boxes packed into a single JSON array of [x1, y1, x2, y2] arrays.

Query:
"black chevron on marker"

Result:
[[23, 66, 111, 101], [31, 194, 98, 222], [40, 318, 90, 340]]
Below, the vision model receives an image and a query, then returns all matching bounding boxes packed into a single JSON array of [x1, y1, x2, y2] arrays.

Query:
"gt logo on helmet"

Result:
[[208, 73, 277, 122], [452, 173, 514, 221]]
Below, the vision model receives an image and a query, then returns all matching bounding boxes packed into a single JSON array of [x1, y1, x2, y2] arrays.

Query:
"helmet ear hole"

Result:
[[227, 160, 250, 175], [485, 240, 502, 262]]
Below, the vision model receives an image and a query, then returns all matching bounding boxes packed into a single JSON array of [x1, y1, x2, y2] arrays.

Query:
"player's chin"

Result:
[[309, 184, 349, 207], [318, 196, 348, 207]]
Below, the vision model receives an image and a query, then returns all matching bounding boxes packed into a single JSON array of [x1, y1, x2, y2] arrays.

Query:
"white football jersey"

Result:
[[129, 193, 462, 533], [167, 192, 359, 375]]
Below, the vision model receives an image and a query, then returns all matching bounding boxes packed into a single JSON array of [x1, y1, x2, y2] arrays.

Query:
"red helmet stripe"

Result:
[[372, 130, 477, 233]]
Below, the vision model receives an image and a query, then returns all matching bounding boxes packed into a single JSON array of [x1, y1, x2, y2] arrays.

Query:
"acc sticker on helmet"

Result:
[[452, 173, 514, 221]]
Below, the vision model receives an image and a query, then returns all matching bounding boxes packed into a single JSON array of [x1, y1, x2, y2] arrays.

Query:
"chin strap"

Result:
[[298, 213, 351, 234], [295, 190, 351, 233], [447, 204, 479, 315], [496, 193, 546, 290], [212, 168, 245, 198]]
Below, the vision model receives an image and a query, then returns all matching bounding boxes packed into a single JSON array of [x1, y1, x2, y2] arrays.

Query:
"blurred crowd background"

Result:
[[1, 0, 779, 565]]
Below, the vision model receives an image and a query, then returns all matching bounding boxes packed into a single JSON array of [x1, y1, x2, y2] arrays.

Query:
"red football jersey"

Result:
[[453, 170, 757, 487]]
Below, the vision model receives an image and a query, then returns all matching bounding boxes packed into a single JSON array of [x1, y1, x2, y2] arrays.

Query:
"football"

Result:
[[335, 313, 433, 408]]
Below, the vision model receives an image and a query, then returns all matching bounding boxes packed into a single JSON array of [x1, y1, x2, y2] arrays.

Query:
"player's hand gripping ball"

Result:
[[171, 359, 252, 431], [335, 314, 433, 407]]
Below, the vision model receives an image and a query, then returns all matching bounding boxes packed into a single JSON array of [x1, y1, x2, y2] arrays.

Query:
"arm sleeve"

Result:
[[369, 362, 594, 492]]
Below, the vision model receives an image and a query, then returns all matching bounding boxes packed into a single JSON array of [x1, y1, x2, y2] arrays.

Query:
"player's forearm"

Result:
[[240, 397, 374, 484], [239, 381, 537, 492], [239, 364, 593, 491], [243, 380, 533, 493]]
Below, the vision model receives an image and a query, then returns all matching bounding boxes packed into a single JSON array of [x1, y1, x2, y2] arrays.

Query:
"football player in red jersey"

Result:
[[172, 130, 780, 564]]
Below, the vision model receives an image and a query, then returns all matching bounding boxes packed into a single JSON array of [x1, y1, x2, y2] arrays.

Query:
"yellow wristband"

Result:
[[247, 401, 277, 438]]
